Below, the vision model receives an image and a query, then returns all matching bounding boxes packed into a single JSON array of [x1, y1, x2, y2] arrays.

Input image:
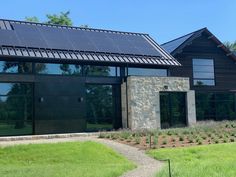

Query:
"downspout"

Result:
[[125, 64, 129, 129]]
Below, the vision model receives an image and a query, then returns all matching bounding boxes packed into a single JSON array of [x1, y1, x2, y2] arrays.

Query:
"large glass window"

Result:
[[0, 61, 32, 73], [196, 92, 236, 121], [86, 84, 121, 131], [192, 58, 215, 86], [0, 83, 33, 136], [36, 63, 82, 75], [128, 67, 167, 76], [84, 65, 119, 77], [160, 92, 187, 129]]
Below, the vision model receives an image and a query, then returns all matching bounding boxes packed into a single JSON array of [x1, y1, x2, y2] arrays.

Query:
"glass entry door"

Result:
[[160, 92, 187, 129]]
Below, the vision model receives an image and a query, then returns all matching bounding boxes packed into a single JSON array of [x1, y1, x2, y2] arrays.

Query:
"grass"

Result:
[[0, 141, 135, 177], [148, 143, 236, 177]]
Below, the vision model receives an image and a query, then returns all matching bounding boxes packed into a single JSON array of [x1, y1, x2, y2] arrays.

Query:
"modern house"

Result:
[[162, 28, 236, 122], [0, 19, 234, 136]]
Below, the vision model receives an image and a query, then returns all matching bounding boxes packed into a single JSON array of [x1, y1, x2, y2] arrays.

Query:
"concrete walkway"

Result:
[[0, 135, 163, 177]]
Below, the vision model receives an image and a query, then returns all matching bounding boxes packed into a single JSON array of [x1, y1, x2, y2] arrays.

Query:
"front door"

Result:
[[34, 76, 86, 134], [160, 92, 187, 129]]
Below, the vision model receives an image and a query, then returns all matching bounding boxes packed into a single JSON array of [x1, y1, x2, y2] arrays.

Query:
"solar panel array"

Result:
[[161, 33, 193, 53], [0, 22, 161, 57]]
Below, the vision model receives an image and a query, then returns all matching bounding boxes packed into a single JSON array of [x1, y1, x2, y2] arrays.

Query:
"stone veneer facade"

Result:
[[121, 76, 196, 130]]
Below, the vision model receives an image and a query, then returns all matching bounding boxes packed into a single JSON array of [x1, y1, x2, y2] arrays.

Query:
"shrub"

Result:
[[167, 131, 173, 136], [183, 130, 189, 135], [110, 133, 119, 140], [207, 133, 212, 138], [146, 135, 150, 144], [153, 135, 158, 146], [105, 134, 111, 139], [120, 131, 131, 140], [201, 134, 207, 140], [162, 139, 167, 145], [188, 136, 194, 143], [230, 138, 235, 142], [126, 136, 132, 142], [134, 135, 141, 144], [179, 136, 184, 141], [223, 138, 228, 143], [196, 137, 202, 143], [98, 132, 106, 138], [197, 140, 203, 145], [214, 139, 219, 144]]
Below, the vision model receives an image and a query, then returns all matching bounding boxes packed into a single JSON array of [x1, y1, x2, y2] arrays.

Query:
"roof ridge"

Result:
[[161, 27, 207, 46], [0, 18, 148, 36]]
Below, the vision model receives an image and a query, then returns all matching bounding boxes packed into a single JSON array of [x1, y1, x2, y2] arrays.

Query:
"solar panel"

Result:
[[1, 22, 164, 57], [65, 29, 97, 51], [0, 30, 21, 46], [37, 25, 73, 50], [161, 33, 193, 53], [12, 23, 48, 48]]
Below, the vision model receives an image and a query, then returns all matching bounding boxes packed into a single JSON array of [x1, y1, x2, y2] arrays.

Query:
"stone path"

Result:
[[0, 135, 163, 177]]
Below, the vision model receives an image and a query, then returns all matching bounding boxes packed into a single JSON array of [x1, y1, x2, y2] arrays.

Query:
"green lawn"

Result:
[[148, 143, 236, 177], [0, 141, 135, 177]]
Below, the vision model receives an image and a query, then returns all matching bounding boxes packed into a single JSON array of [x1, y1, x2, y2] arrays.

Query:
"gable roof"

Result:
[[161, 28, 236, 61], [0, 19, 180, 67]]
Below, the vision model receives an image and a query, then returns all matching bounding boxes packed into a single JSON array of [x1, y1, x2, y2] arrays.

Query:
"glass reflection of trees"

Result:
[[86, 84, 114, 131], [196, 92, 236, 121], [0, 61, 32, 73], [0, 83, 33, 135], [35, 63, 82, 75]]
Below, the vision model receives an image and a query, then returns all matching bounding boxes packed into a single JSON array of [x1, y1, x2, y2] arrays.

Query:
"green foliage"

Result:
[[134, 135, 141, 144], [25, 16, 39, 23], [224, 41, 236, 52], [149, 143, 236, 177], [179, 135, 184, 141], [162, 139, 167, 145], [153, 135, 158, 146], [46, 11, 73, 26], [0, 142, 135, 177]]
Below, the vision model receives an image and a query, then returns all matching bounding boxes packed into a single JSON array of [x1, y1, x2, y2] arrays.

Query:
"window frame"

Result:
[[192, 58, 215, 86], [127, 67, 168, 77]]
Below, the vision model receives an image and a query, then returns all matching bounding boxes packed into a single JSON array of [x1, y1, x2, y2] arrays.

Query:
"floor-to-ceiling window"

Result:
[[160, 92, 187, 129], [0, 83, 33, 136], [196, 92, 236, 121], [86, 84, 121, 131]]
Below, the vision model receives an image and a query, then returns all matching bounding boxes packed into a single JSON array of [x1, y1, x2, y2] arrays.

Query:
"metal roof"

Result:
[[161, 28, 236, 62], [0, 19, 180, 66], [161, 28, 205, 54]]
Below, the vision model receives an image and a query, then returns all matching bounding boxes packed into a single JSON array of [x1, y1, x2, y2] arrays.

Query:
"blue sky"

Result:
[[0, 0, 235, 44]]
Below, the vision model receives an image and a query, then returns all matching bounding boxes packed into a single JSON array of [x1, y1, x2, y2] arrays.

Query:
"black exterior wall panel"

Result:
[[34, 76, 86, 134]]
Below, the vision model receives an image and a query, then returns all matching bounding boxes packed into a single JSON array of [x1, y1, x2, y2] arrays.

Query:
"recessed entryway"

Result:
[[160, 92, 187, 129]]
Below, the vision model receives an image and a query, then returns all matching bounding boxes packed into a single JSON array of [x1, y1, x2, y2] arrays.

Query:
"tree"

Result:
[[46, 11, 73, 26], [25, 16, 39, 23], [224, 41, 236, 52]]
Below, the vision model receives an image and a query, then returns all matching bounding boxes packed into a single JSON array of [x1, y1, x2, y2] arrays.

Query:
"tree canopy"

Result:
[[25, 11, 88, 28], [224, 41, 236, 52]]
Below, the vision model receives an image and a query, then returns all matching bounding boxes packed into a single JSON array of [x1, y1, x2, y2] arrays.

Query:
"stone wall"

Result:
[[121, 76, 196, 130]]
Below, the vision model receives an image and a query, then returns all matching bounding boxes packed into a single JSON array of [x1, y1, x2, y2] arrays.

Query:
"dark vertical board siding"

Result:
[[170, 33, 236, 91]]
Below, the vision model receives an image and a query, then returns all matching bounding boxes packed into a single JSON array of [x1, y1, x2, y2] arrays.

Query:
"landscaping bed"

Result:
[[99, 121, 236, 149]]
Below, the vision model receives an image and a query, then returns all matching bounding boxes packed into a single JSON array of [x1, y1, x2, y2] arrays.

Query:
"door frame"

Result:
[[160, 91, 188, 129]]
